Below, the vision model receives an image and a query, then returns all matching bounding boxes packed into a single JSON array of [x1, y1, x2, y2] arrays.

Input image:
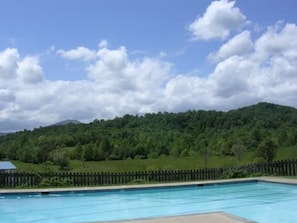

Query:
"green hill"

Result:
[[1, 102, 297, 169]]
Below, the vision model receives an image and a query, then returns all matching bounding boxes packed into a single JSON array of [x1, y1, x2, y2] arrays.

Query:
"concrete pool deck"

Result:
[[95, 212, 256, 223]]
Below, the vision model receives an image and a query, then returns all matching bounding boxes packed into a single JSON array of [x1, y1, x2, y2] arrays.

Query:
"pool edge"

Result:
[[0, 176, 296, 195]]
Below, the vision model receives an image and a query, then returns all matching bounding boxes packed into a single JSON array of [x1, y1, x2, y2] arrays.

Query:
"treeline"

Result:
[[1, 102, 297, 168]]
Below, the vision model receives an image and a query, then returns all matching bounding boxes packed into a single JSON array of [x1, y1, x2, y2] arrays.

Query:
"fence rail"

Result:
[[0, 159, 296, 188]]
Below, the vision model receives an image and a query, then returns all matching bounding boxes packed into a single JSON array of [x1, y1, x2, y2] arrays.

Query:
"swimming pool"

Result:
[[0, 180, 296, 223]]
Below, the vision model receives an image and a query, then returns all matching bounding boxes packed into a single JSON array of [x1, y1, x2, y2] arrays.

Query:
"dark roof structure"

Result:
[[0, 161, 16, 170]]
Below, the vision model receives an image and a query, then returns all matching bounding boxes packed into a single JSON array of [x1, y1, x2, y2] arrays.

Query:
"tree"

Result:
[[100, 137, 113, 159], [83, 144, 94, 161], [232, 144, 247, 161], [53, 151, 70, 170], [93, 146, 104, 161], [74, 143, 83, 160], [17, 145, 36, 163], [60, 135, 75, 147], [277, 130, 288, 146], [35, 135, 53, 163], [200, 148, 211, 169], [257, 138, 278, 163], [0, 146, 5, 159]]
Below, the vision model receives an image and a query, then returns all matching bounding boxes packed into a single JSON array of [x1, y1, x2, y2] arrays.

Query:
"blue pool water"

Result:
[[0, 181, 297, 223]]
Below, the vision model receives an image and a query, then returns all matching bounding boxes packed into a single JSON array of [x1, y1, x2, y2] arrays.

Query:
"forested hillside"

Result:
[[1, 102, 297, 168]]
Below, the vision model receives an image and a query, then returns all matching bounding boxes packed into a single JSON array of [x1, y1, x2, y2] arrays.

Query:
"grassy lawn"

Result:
[[12, 155, 239, 173], [11, 156, 252, 173], [11, 145, 297, 173], [68, 156, 238, 173], [12, 161, 61, 172], [276, 146, 297, 159]]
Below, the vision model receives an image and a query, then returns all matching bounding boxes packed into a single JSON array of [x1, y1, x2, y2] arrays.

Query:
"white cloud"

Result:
[[162, 21, 297, 113], [255, 22, 297, 57], [210, 56, 253, 98], [57, 46, 97, 62], [88, 46, 129, 81], [0, 48, 46, 128], [17, 56, 44, 83], [0, 89, 16, 111], [99, 39, 108, 49], [0, 48, 19, 79], [163, 75, 213, 111], [0, 48, 44, 86], [188, 0, 247, 40], [221, 24, 296, 102], [0, 45, 173, 131], [208, 31, 253, 62], [0, 89, 15, 102], [87, 45, 171, 95], [253, 22, 297, 89]]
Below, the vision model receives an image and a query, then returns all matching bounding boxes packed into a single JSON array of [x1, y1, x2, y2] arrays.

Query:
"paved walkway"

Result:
[[95, 212, 256, 223]]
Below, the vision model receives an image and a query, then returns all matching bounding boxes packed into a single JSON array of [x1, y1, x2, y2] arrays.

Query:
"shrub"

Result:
[[221, 169, 248, 179], [39, 177, 73, 187]]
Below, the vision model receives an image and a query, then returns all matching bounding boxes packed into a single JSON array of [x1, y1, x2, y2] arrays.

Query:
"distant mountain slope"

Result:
[[1, 102, 297, 163], [228, 102, 297, 128], [52, 119, 81, 126]]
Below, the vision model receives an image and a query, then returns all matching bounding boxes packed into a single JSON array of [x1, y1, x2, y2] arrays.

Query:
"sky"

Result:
[[1, 0, 297, 132]]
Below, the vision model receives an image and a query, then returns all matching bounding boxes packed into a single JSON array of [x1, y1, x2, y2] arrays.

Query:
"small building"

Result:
[[0, 161, 17, 173]]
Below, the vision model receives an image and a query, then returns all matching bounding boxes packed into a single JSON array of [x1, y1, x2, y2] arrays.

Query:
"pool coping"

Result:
[[0, 176, 296, 194]]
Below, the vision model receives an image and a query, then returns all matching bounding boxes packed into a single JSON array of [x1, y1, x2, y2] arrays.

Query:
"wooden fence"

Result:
[[0, 159, 296, 188]]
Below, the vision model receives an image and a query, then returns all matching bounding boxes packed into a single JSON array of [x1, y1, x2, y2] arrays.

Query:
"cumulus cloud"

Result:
[[57, 46, 97, 62], [253, 22, 297, 88], [85, 45, 172, 114], [163, 75, 212, 111], [157, 20, 297, 116], [0, 89, 16, 111], [190, 18, 296, 110], [99, 39, 108, 48], [188, 0, 247, 40], [17, 56, 44, 83], [0, 49, 45, 128], [0, 89, 15, 102], [0, 48, 19, 79], [88, 46, 129, 81], [87, 45, 171, 96], [255, 22, 297, 58], [0, 44, 173, 131], [0, 49, 44, 86], [210, 56, 252, 98], [208, 30, 253, 62]]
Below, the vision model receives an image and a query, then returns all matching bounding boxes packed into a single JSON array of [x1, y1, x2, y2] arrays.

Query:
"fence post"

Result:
[[293, 159, 297, 176], [287, 160, 291, 176]]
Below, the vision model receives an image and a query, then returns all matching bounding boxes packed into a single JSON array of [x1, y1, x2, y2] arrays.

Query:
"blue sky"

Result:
[[1, 0, 297, 131]]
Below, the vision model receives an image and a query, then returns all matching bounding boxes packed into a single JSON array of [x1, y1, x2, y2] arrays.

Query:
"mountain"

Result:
[[0, 102, 297, 163], [52, 119, 81, 126]]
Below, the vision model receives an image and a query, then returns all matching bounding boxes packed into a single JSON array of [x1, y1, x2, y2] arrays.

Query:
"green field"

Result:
[[11, 146, 297, 173]]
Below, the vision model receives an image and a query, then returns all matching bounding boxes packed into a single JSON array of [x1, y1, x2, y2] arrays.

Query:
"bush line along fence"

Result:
[[0, 159, 296, 188]]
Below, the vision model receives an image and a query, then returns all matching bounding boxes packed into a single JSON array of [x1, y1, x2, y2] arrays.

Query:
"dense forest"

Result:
[[1, 102, 297, 169]]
